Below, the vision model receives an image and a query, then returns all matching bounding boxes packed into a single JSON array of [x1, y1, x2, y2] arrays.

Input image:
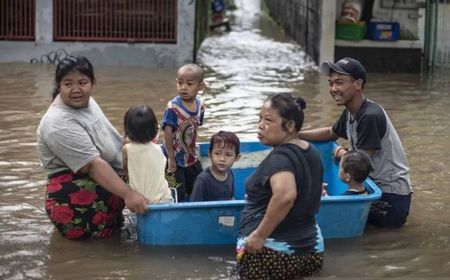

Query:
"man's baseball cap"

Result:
[[320, 57, 366, 84]]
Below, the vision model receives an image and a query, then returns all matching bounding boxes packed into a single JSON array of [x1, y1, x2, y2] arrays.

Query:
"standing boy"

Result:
[[162, 64, 205, 202], [190, 131, 240, 202], [299, 57, 412, 228]]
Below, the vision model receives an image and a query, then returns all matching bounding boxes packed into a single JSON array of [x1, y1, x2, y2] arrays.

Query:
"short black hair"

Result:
[[124, 105, 158, 144], [177, 63, 205, 81], [341, 150, 373, 183], [265, 93, 306, 132], [53, 55, 95, 100], [209, 131, 240, 156]]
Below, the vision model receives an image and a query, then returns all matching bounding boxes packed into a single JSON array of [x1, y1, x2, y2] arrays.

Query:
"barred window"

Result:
[[0, 0, 35, 41], [54, 0, 177, 43]]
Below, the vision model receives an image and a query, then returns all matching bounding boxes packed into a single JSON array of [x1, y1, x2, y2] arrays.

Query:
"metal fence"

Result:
[[425, 0, 450, 68], [263, 0, 321, 63], [53, 0, 177, 43], [194, 0, 209, 62], [435, 3, 450, 67], [0, 0, 35, 40]]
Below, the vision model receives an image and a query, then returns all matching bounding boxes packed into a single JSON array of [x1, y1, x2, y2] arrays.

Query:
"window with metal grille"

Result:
[[0, 0, 35, 41], [54, 0, 177, 43]]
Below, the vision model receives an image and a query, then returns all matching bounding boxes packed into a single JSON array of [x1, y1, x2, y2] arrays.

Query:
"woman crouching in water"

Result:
[[37, 56, 148, 240], [236, 93, 324, 279]]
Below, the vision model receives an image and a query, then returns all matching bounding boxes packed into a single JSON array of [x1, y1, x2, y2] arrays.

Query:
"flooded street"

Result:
[[1, 0, 450, 279]]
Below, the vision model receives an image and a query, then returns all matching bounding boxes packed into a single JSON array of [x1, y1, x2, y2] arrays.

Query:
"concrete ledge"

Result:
[[335, 39, 422, 49], [335, 45, 422, 73], [0, 41, 179, 67]]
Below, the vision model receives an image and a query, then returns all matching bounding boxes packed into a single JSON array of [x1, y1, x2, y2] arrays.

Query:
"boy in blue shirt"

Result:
[[162, 64, 205, 202], [190, 131, 240, 202]]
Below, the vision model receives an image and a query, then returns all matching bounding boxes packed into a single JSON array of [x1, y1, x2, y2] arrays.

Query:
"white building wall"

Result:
[[319, 3, 336, 64]]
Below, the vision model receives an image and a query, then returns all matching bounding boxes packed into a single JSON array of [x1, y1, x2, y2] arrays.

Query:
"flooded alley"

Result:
[[1, 0, 450, 279]]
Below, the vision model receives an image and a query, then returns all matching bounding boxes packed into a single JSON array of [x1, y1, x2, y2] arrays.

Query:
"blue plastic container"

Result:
[[367, 21, 400, 41], [137, 140, 382, 245], [137, 200, 245, 245]]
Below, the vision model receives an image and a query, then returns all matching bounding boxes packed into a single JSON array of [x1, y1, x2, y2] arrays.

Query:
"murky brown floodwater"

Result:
[[1, 1, 450, 279]]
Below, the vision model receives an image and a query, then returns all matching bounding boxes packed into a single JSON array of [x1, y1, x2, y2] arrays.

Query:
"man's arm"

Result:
[[298, 126, 339, 142]]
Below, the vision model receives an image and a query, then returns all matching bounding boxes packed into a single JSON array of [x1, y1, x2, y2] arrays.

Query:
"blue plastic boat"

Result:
[[137, 140, 382, 245]]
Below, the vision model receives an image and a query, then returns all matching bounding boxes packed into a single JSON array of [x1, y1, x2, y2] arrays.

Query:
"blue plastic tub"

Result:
[[137, 140, 382, 245]]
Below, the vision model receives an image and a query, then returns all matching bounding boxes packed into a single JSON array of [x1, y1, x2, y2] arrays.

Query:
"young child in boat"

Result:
[[122, 105, 174, 204], [339, 150, 373, 195], [190, 131, 240, 202]]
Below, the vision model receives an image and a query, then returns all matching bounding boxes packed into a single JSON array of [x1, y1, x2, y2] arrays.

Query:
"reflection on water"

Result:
[[1, 0, 450, 278]]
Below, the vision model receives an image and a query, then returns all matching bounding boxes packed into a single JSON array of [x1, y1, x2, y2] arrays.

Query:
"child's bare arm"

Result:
[[122, 145, 128, 175], [163, 125, 177, 174]]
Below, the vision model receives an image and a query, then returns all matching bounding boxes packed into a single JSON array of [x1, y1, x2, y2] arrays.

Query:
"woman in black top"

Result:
[[236, 93, 324, 280]]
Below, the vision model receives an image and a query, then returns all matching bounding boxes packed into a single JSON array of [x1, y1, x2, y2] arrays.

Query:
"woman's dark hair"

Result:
[[209, 130, 240, 156], [124, 105, 158, 144], [52, 55, 95, 100], [341, 150, 374, 183], [265, 93, 306, 132]]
